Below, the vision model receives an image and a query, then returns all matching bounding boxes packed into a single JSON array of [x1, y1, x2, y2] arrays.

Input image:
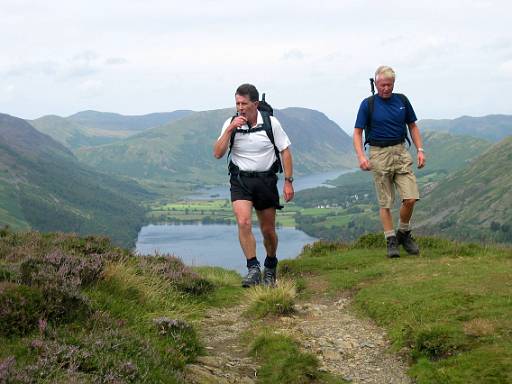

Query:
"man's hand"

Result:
[[283, 181, 294, 202], [228, 116, 247, 132], [358, 155, 371, 171], [417, 151, 426, 169]]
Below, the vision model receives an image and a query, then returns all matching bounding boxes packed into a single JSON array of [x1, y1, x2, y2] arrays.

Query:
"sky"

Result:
[[1, 0, 511, 133]]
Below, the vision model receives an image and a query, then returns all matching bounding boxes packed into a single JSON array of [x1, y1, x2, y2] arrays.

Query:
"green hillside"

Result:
[[29, 110, 194, 150], [0, 113, 149, 247], [419, 114, 512, 142], [68, 110, 194, 131], [418, 136, 512, 243], [418, 130, 490, 175], [76, 108, 356, 186], [28, 115, 118, 149], [1, 230, 510, 383], [290, 131, 491, 242]]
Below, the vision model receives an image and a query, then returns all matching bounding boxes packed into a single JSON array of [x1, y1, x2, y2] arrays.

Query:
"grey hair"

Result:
[[375, 65, 396, 81]]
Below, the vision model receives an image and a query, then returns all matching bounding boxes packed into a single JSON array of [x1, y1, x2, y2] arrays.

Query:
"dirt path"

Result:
[[185, 286, 412, 384]]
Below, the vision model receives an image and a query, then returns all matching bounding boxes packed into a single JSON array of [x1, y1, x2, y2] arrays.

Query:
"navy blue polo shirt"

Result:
[[354, 94, 417, 143]]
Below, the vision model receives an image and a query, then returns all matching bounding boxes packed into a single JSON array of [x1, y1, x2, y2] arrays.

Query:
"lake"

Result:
[[135, 223, 317, 273], [186, 169, 352, 200], [136, 170, 353, 273]]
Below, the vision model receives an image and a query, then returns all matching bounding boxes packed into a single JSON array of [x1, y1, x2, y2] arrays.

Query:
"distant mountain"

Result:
[[29, 115, 117, 149], [29, 110, 194, 150], [67, 110, 194, 131], [0, 113, 149, 246], [418, 130, 490, 174], [275, 108, 354, 171], [76, 108, 356, 185], [419, 114, 512, 142], [418, 136, 512, 243]]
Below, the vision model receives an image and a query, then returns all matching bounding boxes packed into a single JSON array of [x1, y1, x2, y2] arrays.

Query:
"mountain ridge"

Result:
[[29, 109, 195, 150], [419, 114, 512, 142], [75, 107, 356, 185], [0, 113, 149, 246]]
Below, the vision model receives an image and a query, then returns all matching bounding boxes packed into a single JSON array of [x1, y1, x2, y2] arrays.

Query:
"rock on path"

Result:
[[286, 295, 412, 383], [185, 291, 411, 384]]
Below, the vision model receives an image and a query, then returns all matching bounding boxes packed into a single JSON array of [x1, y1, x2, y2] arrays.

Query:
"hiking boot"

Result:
[[263, 267, 277, 287], [386, 236, 400, 258], [397, 230, 420, 255], [242, 265, 261, 287]]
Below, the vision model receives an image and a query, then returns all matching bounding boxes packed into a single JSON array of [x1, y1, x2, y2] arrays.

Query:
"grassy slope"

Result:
[[2, 229, 511, 383], [418, 136, 512, 242], [0, 114, 150, 247], [0, 178, 30, 231], [0, 230, 243, 383], [0, 229, 344, 383], [281, 235, 512, 383]]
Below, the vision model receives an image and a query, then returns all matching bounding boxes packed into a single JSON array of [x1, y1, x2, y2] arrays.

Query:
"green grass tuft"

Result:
[[250, 331, 346, 384], [245, 279, 296, 318]]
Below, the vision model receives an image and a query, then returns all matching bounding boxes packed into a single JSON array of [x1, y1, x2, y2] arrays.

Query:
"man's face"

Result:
[[376, 76, 395, 99], [235, 94, 258, 117]]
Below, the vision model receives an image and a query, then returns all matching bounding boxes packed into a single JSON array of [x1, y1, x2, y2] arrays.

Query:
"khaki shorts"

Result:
[[369, 144, 420, 209]]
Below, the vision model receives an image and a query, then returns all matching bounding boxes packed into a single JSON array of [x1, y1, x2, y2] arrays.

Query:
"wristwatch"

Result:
[[285, 176, 294, 183], [417, 148, 425, 152]]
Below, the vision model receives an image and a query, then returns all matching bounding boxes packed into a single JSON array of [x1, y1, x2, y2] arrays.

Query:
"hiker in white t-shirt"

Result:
[[213, 83, 294, 287]]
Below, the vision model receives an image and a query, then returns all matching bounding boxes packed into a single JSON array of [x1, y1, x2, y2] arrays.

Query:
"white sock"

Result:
[[384, 230, 395, 238], [399, 221, 411, 232]]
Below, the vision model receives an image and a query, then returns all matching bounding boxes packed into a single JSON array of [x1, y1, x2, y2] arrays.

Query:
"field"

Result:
[[146, 199, 303, 228]]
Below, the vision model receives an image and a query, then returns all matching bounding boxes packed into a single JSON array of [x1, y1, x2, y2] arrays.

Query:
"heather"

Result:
[[0, 228, 238, 383]]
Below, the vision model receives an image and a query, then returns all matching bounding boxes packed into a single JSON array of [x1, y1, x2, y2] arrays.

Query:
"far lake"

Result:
[[136, 170, 353, 273], [136, 224, 317, 274], [186, 169, 351, 200]]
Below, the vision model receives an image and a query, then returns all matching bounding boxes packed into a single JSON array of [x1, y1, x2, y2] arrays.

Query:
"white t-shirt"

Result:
[[219, 111, 291, 171]]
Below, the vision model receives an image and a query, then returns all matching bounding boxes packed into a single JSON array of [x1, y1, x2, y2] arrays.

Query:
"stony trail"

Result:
[[185, 285, 412, 384]]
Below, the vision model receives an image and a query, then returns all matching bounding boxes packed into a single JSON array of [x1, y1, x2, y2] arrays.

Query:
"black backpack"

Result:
[[227, 93, 283, 173], [363, 79, 411, 148]]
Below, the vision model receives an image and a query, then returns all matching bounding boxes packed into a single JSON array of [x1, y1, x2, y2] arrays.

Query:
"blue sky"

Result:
[[1, 0, 511, 132]]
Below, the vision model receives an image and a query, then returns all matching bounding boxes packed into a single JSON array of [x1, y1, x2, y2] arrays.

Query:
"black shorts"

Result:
[[230, 173, 283, 211]]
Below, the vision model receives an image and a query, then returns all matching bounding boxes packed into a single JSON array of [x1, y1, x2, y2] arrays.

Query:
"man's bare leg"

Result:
[[232, 200, 256, 259], [256, 207, 277, 257], [256, 207, 278, 286], [379, 207, 394, 232], [233, 200, 261, 286]]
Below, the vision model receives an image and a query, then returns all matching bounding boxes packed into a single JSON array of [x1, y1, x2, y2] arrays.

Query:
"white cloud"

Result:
[[282, 49, 306, 61], [105, 57, 129, 66], [0, 85, 16, 103], [500, 60, 512, 76], [78, 79, 103, 94], [1, 0, 511, 128]]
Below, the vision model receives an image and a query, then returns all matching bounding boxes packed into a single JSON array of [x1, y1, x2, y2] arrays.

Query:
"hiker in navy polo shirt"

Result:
[[353, 66, 426, 258], [213, 84, 294, 287]]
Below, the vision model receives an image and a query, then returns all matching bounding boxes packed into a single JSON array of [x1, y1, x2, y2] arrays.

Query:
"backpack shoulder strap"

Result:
[[261, 112, 283, 173], [364, 95, 375, 147], [395, 93, 412, 147], [227, 115, 237, 172]]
